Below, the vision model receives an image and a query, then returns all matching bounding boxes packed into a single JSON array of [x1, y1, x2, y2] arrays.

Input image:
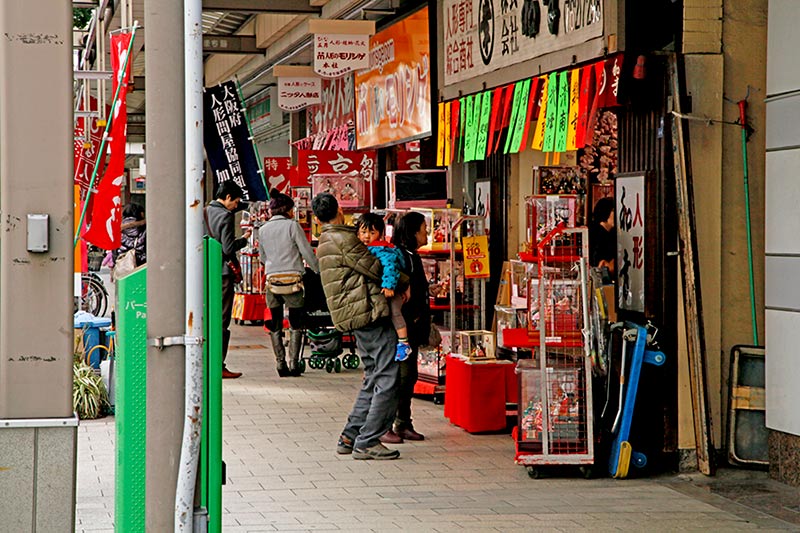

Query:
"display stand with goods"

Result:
[[513, 226, 596, 478], [233, 208, 267, 324]]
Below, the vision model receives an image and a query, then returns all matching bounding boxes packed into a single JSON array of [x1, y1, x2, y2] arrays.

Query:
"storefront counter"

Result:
[[444, 355, 516, 433]]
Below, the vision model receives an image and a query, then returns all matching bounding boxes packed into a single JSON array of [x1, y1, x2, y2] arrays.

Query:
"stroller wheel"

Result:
[[325, 359, 334, 373], [341, 353, 354, 369], [298, 359, 306, 374], [334, 358, 342, 373]]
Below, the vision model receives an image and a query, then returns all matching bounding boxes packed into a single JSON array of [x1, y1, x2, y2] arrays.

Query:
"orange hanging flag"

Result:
[[531, 76, 549, 151], [436, 102, 445, 166]]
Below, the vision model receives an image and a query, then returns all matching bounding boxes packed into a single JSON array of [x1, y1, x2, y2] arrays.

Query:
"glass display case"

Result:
[[417, 208, 462, 252], [311, 173, 372, 209]]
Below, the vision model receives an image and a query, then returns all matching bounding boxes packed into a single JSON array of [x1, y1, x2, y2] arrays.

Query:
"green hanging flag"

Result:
[[463, 94, 476, 162], [542, 73, 558, 152], [555, 71, 570, 152], [503, 82, 523, 154], [510, 78, 532, 153], [475, 91, 492, 160]]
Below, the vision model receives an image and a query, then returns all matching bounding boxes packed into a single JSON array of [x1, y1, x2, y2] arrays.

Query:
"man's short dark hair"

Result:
[[311, 193, 339, 223], [215, 181, 244, 201], [356, 212, 385, 236]]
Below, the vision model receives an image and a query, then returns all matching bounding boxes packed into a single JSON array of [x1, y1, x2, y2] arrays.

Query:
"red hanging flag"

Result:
[[519, 77, 542, 151], [576, 64, 594, 149], [82, 31, 133, 250], [584, 60, 606, 147], [486, 87, 504, 157], [449, 99, 460, 164], [494, 84, 515, 154]]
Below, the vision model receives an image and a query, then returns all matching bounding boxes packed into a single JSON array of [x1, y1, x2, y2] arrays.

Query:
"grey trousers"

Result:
[[343, 320, 399, 450]]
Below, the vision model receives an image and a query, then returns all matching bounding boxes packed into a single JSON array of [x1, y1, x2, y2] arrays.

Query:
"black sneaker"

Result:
[[336, 435, 353, 455], [353, 442, 400, 460]]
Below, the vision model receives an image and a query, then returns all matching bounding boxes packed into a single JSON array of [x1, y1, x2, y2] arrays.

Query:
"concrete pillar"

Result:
[[0, 1, 77, 530], [144, 0, 186, 529]]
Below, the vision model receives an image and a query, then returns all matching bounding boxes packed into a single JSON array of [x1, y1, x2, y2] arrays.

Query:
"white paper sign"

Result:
[[278, 77, 322, 111], [443, 0, 604, 87], [616, 174, 645, 313], [314, 34, 370, 78]]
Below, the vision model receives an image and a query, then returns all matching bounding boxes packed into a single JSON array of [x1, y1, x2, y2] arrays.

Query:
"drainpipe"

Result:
[[175, 0, 204, 529]]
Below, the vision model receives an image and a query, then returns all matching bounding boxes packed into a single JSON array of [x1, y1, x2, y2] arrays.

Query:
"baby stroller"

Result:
[[299, 270, 360, 373]]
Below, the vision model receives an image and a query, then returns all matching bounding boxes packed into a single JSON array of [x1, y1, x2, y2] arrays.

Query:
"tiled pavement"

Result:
[[76, 324, 799, 532]]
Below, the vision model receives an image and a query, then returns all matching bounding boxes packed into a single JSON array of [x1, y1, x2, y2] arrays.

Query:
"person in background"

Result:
[[312, 192, 400, 460], [258, 189, 319, 377], [356, 213, 412, 362], [589, 197, 617, 274], [205, 181, 251, 379], [113, 203, 147, 265], [387, 211, 431, 443]]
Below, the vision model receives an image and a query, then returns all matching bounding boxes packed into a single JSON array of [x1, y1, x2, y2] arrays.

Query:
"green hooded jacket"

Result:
[[316, 224, 389, 332]]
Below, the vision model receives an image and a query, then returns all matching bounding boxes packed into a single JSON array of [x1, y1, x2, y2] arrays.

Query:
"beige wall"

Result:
[[677, 0, 768, 453]]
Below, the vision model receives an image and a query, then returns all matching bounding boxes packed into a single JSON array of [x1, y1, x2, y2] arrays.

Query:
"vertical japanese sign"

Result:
[[314, 34, 370, 78], [355, 7, 431, 149], [443, 0, 604, 86], [203, 80, 267, 201], [278, 77, 322, 111], [73, 97, 106, 196], [263, 157, 293, 193], [306, 75, 356, 150], [82, 32, 133, 250], [616, 174, 645, 312]]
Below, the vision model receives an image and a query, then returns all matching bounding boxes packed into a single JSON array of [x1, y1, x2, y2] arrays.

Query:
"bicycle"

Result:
[[76, 272, 109, 317]]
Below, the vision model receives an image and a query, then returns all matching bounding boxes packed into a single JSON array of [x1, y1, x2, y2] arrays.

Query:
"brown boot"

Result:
[[379, 429, 404, 444], [395, 427, 424, 441]]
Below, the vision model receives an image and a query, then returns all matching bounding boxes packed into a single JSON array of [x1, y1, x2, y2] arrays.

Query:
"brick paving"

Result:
[[76, 324, 797, 532]]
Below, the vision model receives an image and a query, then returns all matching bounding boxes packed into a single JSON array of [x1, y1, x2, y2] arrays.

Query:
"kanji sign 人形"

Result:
[[314, 34, 370, 78], [278, 77, 322, 111], [616, 173, 645, 313], [203, 80, 267, 201]]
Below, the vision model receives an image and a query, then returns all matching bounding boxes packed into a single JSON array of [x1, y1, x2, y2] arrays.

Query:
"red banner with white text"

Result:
[[82, 32, 132, 250], [294, 149, 377, 187]]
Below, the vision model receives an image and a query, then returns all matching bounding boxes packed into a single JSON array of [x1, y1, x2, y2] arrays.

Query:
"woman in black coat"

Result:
[[383, 211, 431, 443], [114, 203, 146, 265]]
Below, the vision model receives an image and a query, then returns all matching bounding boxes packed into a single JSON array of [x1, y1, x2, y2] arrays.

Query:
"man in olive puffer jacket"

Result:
[[312, 193, 400, 460]]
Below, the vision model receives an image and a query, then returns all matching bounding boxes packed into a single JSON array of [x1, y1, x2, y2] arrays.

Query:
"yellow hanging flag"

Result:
[[443, 101, 451, 166], [531, 76, 549, 151]]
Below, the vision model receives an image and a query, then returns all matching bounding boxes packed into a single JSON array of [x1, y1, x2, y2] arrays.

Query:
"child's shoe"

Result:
[[395, 341, 412, 362]]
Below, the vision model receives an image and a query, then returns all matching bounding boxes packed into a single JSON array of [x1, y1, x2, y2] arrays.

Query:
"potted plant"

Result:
[[73, 353, 109, 419]]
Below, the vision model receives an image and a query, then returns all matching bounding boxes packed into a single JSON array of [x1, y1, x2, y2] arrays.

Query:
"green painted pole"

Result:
[[203, 237, 223, 532], [738, 99, 759, 346], [74, 24, 139, 247], [115, 266, 147, 532]]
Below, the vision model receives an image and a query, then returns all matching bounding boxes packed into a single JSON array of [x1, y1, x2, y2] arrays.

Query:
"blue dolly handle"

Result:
[[608, 322, 666, 479]]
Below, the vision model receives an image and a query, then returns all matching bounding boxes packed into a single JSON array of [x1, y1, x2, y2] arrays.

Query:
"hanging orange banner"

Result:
[[532, 76, 549, 151], [463, 235, 490, 279], [436, 102, 445, 166], [355, 8, 431, 149]]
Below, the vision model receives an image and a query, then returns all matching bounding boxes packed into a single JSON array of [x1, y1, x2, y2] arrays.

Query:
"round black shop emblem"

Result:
[[478, 0, 494, 66]]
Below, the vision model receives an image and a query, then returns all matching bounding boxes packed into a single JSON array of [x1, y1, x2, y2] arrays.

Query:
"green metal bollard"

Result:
[[201, 237, 223, 532], [115, 266, 147, 532]]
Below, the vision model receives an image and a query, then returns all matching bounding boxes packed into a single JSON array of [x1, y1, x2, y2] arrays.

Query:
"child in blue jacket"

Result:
[[357, 213, 412, 361]]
